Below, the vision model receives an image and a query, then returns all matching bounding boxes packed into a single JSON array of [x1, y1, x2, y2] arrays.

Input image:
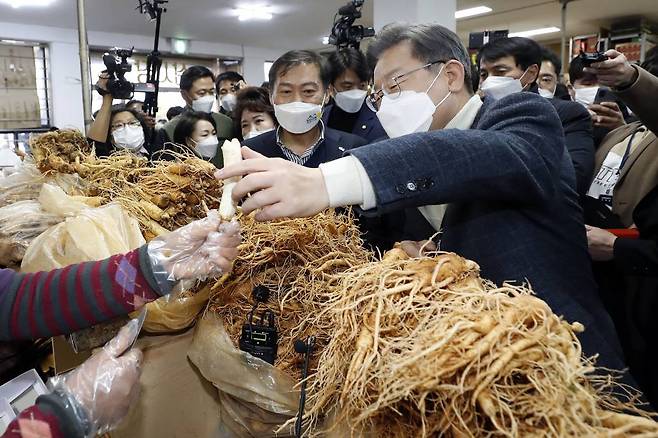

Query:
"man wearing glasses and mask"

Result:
[[218, 23, 628, 374]]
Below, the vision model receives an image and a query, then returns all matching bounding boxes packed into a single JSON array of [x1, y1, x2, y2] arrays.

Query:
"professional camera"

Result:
[[328, 0, 375, 49], [102, 47, 135, 100]]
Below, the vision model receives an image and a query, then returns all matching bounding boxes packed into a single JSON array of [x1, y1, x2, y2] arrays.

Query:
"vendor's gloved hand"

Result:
[[58, 319, 143, 437], [148, 209, 241, 283], [584, 49, 638, 89]]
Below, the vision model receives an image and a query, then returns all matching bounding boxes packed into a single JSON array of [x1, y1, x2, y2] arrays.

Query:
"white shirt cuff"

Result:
[[319, 156, 377, 210]]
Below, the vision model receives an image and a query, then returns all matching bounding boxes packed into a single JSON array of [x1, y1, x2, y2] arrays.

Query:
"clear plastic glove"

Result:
[[51, 319, 143, 437], [147, 210, 241, 286]]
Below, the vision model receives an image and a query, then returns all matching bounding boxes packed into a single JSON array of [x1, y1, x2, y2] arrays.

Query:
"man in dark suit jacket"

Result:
[[243, 49, 366, 166], [321, 48, 387, 144], [218, 23, 627, 373], [478, 38, 595, 196]]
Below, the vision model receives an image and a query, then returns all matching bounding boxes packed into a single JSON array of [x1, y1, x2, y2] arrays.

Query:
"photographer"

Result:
[[126, 99, 156, 129], [87, 73, 152, 157]]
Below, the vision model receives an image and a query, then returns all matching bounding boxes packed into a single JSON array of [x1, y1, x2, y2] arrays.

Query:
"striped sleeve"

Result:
[[0, 245, 164, 341]]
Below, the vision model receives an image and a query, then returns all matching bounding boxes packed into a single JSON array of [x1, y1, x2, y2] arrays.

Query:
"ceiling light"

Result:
[[0, 0, 54, 7], [509, 26, 561, 38], [237, 6, 273, 21], [171, 38, 189, 55], [455, 6, 492, 19], [322, 36, 330, 45]]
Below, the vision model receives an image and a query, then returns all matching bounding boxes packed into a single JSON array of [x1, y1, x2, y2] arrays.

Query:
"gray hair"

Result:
[[367, 23, 473, 92]]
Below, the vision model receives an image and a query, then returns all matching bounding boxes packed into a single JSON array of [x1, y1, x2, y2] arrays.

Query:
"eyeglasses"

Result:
[[366, 59, 449, 111], [111, 120, 141, 132]]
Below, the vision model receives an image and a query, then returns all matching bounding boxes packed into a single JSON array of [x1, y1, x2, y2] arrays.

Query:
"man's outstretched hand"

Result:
[[215, 146, 330, 221]]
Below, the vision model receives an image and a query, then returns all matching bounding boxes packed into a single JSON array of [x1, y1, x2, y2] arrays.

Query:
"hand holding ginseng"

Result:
[[147, 210, 241, 283], [215, 146, 330, 221]]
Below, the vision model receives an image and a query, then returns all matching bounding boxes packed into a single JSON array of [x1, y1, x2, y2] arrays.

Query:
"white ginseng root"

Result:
[[219, 139, 243, 220]]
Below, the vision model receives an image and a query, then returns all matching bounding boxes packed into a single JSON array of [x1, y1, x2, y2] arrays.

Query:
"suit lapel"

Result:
[[594, 124, 638, 169]]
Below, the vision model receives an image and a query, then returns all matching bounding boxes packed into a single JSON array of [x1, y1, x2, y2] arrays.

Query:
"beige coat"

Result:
[[591, 66, 658, 226]]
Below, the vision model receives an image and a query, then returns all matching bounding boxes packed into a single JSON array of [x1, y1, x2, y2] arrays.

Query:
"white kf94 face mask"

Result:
[[334, 89, 367, 113], [112, 125, 145, 151], [192, 95, 215, 113], [376, 64, 450, 139], [244, 128, 274, 140], [574, 86, 600, 107], [220, 93, 237, 112], [538, 86, 555, 99], [193, 136, 219, 159], [274, 101, 323, 134]]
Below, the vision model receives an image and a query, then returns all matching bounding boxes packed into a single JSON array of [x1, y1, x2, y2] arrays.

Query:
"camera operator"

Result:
[[87, 72, 152, 157], [153, 66, 233, 167], [322, 48, 386, 143]]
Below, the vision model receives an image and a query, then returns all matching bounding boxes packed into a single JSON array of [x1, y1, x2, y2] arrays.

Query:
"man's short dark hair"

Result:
[[166, 106, 184, 121], [366, 23, 473, 93], [540, 46, 562, 76], [477, 37, 542, 72], [180, 65, 215, 91], [326, 48, 370, 84], [215, 71, 245, 93], [568, 56, 589, 83], [269, 50, 330, 90]]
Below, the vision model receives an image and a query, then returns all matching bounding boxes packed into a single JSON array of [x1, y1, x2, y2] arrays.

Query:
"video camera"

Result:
[[328, 0, 375, 49], [102, 47, 136, 100]]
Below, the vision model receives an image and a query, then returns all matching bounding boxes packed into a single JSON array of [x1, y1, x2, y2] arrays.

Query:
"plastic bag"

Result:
[[21, 199, 144, 273], [142, 283, 212, 333], [188, 313, 299, 438], [0, 200, 63, 267], [0, 162, 85, 208]]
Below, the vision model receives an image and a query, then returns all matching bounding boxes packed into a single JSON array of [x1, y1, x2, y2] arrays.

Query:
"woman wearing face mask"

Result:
[[88, 73, 151, 157], [233, 86, 277, 141], [172, 111, 222, 167]]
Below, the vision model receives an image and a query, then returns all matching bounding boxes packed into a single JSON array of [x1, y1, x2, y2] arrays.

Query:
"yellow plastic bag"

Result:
[[20, 186, 144, 272], [142, 284, 212, 333], [188, 313, 299, 438]]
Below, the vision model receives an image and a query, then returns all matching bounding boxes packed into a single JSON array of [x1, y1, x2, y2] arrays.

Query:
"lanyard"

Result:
[[618, 126, 647, 173]]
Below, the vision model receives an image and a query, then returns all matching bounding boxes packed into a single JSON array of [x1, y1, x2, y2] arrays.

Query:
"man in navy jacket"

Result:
[[477, 38, 595, 197], [322, 48, 387, 144], [243, 49, 366, 167], [219, 23, 626, 372]]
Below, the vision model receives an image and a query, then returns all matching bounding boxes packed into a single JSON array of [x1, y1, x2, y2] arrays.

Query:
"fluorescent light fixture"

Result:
[[509, 26, 561, 38], [455, 6, 492, 19], [171, 38, 189, 55], [0, 0, 54, 7], [237, 5, 273, 21], [322, 36, 330, 45]]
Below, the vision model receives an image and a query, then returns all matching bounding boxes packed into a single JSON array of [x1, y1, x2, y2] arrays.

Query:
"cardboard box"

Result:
[[0, 369, 48, 434], [110, 328, 222, 438]]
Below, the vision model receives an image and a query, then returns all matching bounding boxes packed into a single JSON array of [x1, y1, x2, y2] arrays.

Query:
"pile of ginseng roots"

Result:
[[293, 248, 658, 437], [29, 130, 222, 240], [208, 209, 372, 380]]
